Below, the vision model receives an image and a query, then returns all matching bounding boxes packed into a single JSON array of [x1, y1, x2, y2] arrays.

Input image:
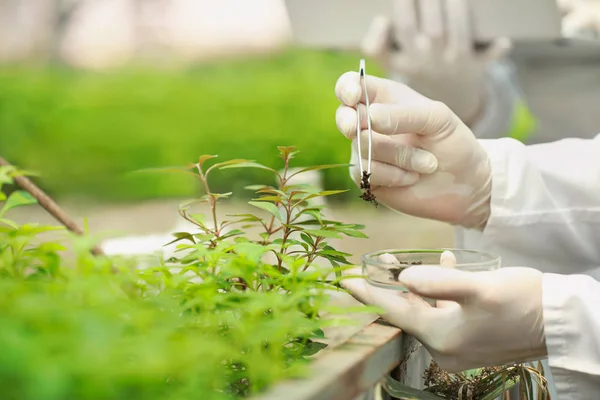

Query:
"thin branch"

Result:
[[0, 156, 104, 256]]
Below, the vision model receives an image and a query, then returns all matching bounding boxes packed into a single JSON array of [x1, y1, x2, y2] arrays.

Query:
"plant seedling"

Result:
[[0, 147, 380, 399], [421, 360, 550, 400], [355, 59, 378, 208]]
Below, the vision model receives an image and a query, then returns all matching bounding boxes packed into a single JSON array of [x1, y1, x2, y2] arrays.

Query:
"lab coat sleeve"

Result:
[[473, 135, 600, 272], [542, 272, 600, 398], [471, 135, 600, 399]]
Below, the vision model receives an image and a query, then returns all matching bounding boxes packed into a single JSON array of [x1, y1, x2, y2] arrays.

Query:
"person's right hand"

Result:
[[335, 72, 492, 230]]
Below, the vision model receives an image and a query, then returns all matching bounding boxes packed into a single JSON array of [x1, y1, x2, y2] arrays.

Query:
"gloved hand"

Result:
[[560, 0, 600, 38], [361, 0, 511, 125], [335, 72, 492, 230], [342, 251, 547, 372]]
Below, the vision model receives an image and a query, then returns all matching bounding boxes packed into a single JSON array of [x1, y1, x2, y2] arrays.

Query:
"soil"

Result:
[[389, 261, 422, 282], [359, 170, 378, 207]]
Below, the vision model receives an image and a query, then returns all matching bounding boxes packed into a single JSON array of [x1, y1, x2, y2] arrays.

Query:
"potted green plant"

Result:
[[0, 146, 377, 399]]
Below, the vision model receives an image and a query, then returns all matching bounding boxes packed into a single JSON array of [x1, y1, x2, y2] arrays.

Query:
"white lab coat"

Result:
[[455, 135, 600, 399]]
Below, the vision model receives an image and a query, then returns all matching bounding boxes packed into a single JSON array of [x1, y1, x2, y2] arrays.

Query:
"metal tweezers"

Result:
[[356, 59, 373, 187]]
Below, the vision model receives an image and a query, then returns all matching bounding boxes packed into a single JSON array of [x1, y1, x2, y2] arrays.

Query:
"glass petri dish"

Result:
[[362, 249, 501, 291]]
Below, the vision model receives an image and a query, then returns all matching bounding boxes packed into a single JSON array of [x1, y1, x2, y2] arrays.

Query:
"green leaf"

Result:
[[322, 255, 351, 266], [189, 214, 207, 226], [480, 374, 520, 400], [233, 242, 267, 264], [198, 154, 218, 167], [300, 233, 314, 246], [248, 201, 282, 221], [206, 159, 254, 174], [318, 190, 349, 196], [226, 213, 263, 223], [37, 242, 68, 252], [257, 188, 287, 197], [383, 374, 446, 400], [164, 232, 196, 246], [337, 229, 368, 239], [301, 340, 327, 357], [288, 164, 351, 179], [210, 159, 250, 168], [219, 229, 245, 240], [277, 146, 297, 160], [15, 224, 64, 235], [0, 165, 17, 185], [252, 195, 281, 202], [211, 192, 233, 200], [303, 229, 341, 239], [1, 190, 37, 215], [300, 190, 349, 202], [464, 368, 483, 379], [193, 233, 215, 242], [219, 162, 277, 174], [0, 218, 18, 228], [259, 232, 270, 240], [344, 223, 366, 230], [244, 184, 268, 191], [296, 208, 325, 221], [310, 328, 325, 339], [293, 219, 322, 226], [319, 249, 352, 258]]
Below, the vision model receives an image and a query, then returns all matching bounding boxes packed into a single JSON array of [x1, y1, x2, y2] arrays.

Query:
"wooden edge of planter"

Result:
[[252, 321, 403, 400]]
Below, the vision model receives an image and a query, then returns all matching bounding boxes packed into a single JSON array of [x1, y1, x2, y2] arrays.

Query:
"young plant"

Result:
[[136, 145, 379, 395], [154, 145, 367, 286], [0, 148, 375, 400], [384, 340, 550, 400], [421, 361, 550, 400]]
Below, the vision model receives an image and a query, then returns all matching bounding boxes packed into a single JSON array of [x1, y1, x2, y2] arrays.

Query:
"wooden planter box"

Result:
[[251, 309, 531, 400], [252, 318, 403, 400]]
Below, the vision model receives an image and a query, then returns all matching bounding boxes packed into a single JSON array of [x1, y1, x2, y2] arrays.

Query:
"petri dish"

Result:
[[362, 249, 501, 292]]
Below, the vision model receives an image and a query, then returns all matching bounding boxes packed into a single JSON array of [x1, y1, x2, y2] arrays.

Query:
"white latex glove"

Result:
[[361, 0, 511, 125], [560, 0, 600, 38], [342, 252, 547, 373], [335, 72, 492, 230]]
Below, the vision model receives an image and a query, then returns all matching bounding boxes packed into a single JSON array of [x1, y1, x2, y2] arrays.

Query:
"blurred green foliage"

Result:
[[0, 48, 383, 202]]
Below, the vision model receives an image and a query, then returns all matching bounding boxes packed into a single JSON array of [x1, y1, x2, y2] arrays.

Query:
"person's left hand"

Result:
[[342, 252, 547, 372], [360, 0, 511, 126]]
